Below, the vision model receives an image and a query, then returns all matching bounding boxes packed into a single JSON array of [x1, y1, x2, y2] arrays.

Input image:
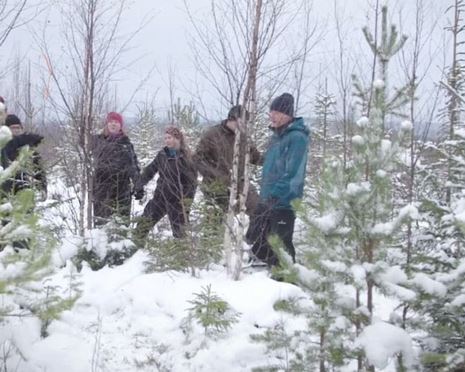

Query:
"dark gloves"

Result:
[[134, 188, 144, 201]]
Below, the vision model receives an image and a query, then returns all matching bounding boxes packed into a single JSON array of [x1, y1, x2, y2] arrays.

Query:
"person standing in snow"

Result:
[[194, 105, 262, 216], [1, 114, 47, 197], [133, 126, 197, 243], [0, 112, 46, 250], [246, 93, 310, 266], [92, 112, 141, 226]]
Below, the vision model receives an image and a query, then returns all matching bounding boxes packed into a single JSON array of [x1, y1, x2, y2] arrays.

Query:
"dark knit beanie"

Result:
[[5, 114, 22, 127], [227, 105, 250, 121], [270, 93, 294, 117]]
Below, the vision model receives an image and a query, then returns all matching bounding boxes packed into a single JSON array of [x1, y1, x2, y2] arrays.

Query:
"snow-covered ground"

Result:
[[1, 178, 418, 371], [4, 252, 308, 371], [2, 249, 415, 372]]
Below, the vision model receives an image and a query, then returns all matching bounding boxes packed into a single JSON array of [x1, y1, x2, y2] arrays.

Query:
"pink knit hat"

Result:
[[106, 112, 123, 127]]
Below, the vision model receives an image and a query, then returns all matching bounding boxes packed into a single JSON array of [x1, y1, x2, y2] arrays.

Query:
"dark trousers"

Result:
[[202, 182, 259, 216], [246, 203, 296, 266], [135, 196, 189, 242]]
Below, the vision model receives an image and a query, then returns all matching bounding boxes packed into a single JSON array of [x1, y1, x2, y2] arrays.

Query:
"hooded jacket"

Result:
[[138, 147, 197, 203], [260, 117, 309, 209]]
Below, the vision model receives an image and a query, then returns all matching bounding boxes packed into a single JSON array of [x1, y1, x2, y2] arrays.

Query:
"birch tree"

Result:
[[39, 0, 147, 234], [186, 0, 317, 279]]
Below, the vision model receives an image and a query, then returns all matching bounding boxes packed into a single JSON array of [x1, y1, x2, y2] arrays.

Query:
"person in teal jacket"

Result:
[[246, 93, 309, 266]]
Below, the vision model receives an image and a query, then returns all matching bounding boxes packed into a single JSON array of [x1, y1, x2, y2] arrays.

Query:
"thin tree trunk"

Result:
[[319, 329, 326, 372], [446, 0, 460, 205], [225, 0, 262, 280]]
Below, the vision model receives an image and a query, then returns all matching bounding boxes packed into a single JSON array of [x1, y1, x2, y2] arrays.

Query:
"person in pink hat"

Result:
[[91, 112, 141, 226]]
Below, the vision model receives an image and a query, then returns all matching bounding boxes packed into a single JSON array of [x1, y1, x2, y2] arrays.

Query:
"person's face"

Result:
[[269, 110, 291, 128], [165, 133, 180, 149], [9, 124, 24, 136], [107, 119, 121, 134], [226, 118, 242, 131]]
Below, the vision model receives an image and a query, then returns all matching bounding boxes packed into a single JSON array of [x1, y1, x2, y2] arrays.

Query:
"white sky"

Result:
[[0, 0, 451, 122]]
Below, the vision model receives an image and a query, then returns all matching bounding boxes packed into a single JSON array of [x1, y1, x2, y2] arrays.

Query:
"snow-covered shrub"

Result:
[[74, 218, 136, 271]]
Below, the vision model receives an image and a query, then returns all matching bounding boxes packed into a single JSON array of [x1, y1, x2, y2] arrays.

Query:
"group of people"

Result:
[[1, 92, 309, 267]]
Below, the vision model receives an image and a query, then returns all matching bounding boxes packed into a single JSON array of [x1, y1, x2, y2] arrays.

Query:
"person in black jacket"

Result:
[[1, 113, 45, 250], [92, 112, 140, 226], [1, 114, 46, 196], [134, 126, 197, 242]]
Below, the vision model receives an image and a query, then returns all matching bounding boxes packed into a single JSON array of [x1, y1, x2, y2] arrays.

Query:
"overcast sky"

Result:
[[1, 0, 450, 122]]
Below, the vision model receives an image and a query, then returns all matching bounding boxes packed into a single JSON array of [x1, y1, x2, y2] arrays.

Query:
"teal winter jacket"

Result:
[[260, 117, 309, 209]]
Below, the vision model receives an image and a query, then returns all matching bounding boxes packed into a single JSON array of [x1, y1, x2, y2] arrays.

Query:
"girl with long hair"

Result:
[[134, 126, 197, 241]]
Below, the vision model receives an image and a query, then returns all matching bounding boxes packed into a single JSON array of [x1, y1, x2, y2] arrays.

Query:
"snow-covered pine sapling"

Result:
[[184, 284, 240, 338], [293, 34, 416, 370], [250, 318, 304, 372], [288, 159, 359, 371], [362, 4, 408, 129], [313, 79, 337, 176], [0, 125, 78, 345]]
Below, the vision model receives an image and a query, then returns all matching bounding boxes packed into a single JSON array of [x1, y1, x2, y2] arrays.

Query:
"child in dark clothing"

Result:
[[134, 126, 197, 243]]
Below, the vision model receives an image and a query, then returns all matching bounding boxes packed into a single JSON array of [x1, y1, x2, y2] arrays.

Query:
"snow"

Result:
[[410, 273, 447, 297], [294, 263, 320, 286], [346, 181, 371, 196], [52, 233, 82, 266], [355, 321, 416, 369], [331, 315, 350, 330], [310, 210, 343, 233], [380, 139, 392, 157], [0, 125, 12, 144], [455, 128, 465, 139], [356, 116, 369, 128], [371, 221, 395, 235], [450, 294, 465, 307], [370, 204, 419, 236], [4, 252, 308, 372], [85, 228, 110, 260], [322, 259, 347, 273], [379, 266, 407, 284], [0, 259, 27, 280], [352, 135, 365, 146], [373, 79, 385, 89], [351, 264, 366, 288], [401, 120, 413, 132], [376, 169, 387, 178], [436, 258, 465, 283]]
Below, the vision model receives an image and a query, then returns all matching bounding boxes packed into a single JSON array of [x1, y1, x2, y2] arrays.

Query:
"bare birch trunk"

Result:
[[225, 0, 262, 280]]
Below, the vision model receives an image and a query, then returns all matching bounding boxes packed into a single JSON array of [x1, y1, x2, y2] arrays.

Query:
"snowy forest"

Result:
[[0, 0, 464, 371]]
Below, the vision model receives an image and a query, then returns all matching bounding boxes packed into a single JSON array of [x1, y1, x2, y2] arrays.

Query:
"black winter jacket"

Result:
[[1, 133, 45, 194], [137, 147, 197, 202], [92, 133, 140, 187]]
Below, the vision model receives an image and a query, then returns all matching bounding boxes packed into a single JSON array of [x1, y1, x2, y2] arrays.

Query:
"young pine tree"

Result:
[[0, 126, 79, 357]]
